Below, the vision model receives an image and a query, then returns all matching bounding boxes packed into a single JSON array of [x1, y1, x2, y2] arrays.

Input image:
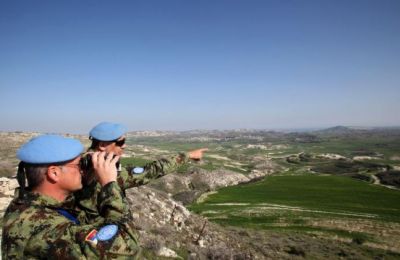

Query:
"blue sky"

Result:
[[1, 1, 399, 133]]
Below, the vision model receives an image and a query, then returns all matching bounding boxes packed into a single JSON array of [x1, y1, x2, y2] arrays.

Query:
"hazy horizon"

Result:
[[1, 124, 400, 135], [1, 1, 399, 133]]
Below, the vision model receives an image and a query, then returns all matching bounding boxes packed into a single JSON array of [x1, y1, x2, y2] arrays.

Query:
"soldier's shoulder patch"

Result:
[[97, 224, 118, 241], [85, 229, 98, 245], [132, 167, 144, 174]]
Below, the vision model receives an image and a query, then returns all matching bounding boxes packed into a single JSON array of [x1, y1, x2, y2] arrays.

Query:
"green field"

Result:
[[120, 157, 152, 166], [189, 174, 400, 244]]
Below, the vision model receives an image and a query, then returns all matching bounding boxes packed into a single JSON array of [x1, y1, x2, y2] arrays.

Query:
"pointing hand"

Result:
[[188, 148, 208, 160]]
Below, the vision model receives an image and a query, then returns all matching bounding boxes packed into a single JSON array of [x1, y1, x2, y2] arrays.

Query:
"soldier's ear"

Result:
[[98, 141, 109, 151], [46, 165, 61, 183]]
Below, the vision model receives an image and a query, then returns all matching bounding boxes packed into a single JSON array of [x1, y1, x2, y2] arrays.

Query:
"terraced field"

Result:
[[190, 174, 400, 252]]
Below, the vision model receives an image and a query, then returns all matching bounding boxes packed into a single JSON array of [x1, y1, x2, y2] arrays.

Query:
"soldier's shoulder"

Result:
[[3, 197, 32, 222], [2, 206, 80, 259], [4, 201, 68, 232]]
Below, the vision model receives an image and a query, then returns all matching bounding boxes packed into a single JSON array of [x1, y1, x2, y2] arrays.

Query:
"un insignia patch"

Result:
[[132, 167, 144, 174], [97, 224, 119, 241]]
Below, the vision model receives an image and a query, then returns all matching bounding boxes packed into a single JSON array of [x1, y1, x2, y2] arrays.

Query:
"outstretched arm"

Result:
[[118, 148, 208, 190]]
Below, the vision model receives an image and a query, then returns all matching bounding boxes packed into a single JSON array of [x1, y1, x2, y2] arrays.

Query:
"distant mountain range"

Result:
[[312, 126, 358, 135]]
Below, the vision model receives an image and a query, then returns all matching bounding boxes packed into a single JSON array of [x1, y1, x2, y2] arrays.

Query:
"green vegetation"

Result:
[[190, 174, 400, 251], [198, 162, 219, 172], [189, 174, 400, 247], [191, 175, 400, 222], [120, 157, 152, 166], [294, 137, 400, 160], [129, 138, 220, 152]]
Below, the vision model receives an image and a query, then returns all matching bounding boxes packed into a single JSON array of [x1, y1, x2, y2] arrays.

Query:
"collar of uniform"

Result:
[[23, 191, 75, 209], [30, 193, 63, 207]]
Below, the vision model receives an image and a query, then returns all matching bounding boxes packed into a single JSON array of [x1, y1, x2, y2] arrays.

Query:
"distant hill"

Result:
[[313, 126, 357, 135], [311, 126, 400, 139]]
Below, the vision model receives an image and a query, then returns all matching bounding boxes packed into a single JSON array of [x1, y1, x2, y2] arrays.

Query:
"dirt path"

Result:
[[371, 174, 380, 184]]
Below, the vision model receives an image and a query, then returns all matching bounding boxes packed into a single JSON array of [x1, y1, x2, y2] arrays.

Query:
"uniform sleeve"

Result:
[[97, 181, 129, 220], [117, 153, 189, 190]]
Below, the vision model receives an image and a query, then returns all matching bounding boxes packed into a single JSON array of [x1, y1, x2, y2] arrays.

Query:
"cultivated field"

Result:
[[190, 175, 400, 252]]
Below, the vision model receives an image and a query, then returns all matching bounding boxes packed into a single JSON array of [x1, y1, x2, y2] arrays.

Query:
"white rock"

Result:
[[197, 239, 205, 247], [0, 178, 18, 197], [156, 246, 178, 258]]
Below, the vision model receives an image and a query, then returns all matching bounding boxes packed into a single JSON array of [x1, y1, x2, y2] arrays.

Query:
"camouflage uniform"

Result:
[[2, 182, 142, 259], [75, 153, 188, 223]]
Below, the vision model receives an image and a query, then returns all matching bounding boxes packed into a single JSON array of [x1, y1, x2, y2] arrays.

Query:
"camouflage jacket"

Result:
[[74, 153, 188, 223], [1, 182, 142, 259]]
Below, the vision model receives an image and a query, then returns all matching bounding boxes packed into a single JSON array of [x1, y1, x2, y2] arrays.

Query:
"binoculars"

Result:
[[80, 153, 120, 173]]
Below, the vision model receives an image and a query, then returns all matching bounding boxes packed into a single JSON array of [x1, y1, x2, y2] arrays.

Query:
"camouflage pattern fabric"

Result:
[[1, 182, 142, 259], [119, 154, 188, 189], [75, 153, 187, 223]]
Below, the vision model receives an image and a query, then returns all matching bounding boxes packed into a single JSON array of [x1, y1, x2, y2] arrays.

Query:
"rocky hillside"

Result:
[[127, 185, 262, 259], [127, 169, 273, 259], [0, 177, 18, 218]]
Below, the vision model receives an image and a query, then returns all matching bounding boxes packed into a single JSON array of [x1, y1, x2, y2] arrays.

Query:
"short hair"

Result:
[[24, 164, 48, 189], [89, 138, 101, 150]]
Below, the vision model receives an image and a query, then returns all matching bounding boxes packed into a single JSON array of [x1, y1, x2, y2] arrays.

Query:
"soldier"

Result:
[[76, 122, 207, 223], [1, 135, 142, 259]]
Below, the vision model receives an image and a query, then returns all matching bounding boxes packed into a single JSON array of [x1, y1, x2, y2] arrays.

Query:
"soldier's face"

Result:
[[100, 136, 126, 156], [59, 156, 83, 191]]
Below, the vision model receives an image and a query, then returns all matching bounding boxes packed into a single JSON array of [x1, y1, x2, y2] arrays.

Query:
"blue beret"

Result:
[[89, 122, 126, 141], [17, 135, 84, 164]]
